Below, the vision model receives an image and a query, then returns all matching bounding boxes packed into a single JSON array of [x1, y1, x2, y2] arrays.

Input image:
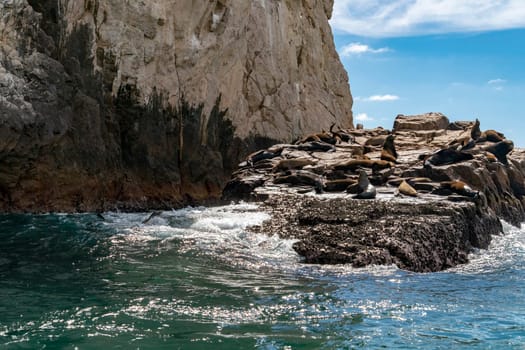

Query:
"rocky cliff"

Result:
[[0, 0, 352, 211]]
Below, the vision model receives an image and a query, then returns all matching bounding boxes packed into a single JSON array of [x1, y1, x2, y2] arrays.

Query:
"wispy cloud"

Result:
[[331, 0, 525, 37], [488, 78, 507, 85], [355, 113, 374, 122], [356, 94, 400, 102], [340, 43, 390, 56], [488, 78, 507, 91], [367, 94, 399, 101]]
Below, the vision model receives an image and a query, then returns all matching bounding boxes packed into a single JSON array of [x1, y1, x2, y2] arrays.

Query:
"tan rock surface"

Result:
[[63, 0, 353, 141], [0, 0, 353, 211]]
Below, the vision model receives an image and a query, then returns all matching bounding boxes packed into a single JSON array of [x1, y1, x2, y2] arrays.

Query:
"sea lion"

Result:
[[471, 118, 481, 140], [424, 148, 474, 166], [247, 149, 282, 165], [398, 180, 418, 197], [365, 135, 387, 147], [440, 181, 479, 198], [353, 170, 376, 199], [380, 135, 398, 163], [458, 138, 476, 151], [478, 129, 505, 143], [485, 152, 498, 163], [274, 170, 324, 193], [273, 158, 316, 172], [324, 178, 358, 192], [296, 129, 338, 145], [330, 123, 354, 143], [334, 159, 392, 172], [296, 141, 336, 152], [447, 122, 465, 131], [483, 139, 513, 165], [356, 123, 364, 130]]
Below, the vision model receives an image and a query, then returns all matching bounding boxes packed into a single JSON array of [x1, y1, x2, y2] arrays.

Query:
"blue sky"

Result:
[[330, 0, 525, 146]]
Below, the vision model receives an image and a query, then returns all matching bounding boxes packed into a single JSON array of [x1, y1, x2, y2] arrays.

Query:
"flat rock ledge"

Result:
[[223, 113, 525, 272]]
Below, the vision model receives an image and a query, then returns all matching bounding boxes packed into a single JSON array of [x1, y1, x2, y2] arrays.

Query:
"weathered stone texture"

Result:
[[0, 0, 352, 211]]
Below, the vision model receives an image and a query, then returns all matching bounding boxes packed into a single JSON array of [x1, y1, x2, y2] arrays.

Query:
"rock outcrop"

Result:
[[224, 114, 525, 272], [0, 0, 352, 211]]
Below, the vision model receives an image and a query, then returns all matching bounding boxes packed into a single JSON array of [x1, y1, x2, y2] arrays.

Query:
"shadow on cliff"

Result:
[[0, 8, 277, 212]]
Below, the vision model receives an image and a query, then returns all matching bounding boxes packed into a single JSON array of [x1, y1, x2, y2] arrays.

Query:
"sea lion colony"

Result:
[[223, 115, 521, 205]]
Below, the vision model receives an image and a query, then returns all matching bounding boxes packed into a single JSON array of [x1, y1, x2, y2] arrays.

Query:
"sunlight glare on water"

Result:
[[0, 204, 524, 349]]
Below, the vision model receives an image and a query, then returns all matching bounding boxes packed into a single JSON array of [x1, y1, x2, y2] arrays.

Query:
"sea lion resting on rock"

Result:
[[334, 159, 392, 172], [330, 124, 354, 143], [365, 135, 387, 147], [353, 170, 376, 199], [424, 148, 474, 166], [478, 130, 505, 143], [296, 141, 336, 152], [274, 170, 324, 193], [483, 139, 513, 165], [440, 181, 479, 198], [273, 158, 316, 172], [245, 149, 282, 166], [381, 135, 398, 163], [324, 178, 358, 192], [398, 180, 418, 197], [296, 129, 338, 145]]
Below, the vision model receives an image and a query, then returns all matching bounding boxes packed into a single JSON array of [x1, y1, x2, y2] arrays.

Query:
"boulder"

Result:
[[393, 112, 450, 132]]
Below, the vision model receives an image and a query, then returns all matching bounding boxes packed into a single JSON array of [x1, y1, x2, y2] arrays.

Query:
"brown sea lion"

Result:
[[485, 152, 498, 163], [296, 141, 336, 152], [273, 158, 316, 172], [398, 180, 418, 197], [458, 138, 476, 151], [380, 135, 398, 163], [330, 123, 353, 143], [274, 170, 324, 193], [365, 135, 387, 147], [324, 179, 358, 192], [471, 118, 481, 140], [440, 181, 479, 198], [296, 129, 338, 145], [483, 140, 513, 165], [334, 159, 392, 171], [424, 148, 474, 166], [478, 129, 505, 143], [353, 170, 376, 199], [246, 148, 282, 166]]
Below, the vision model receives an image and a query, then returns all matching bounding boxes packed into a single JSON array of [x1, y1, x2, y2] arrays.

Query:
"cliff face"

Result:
[[0, 0, 353, 211]]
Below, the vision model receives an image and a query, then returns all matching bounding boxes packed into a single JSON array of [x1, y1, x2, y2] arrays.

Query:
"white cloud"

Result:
[[340, 42, 390, 56], [355, 113, 374, 122], [367, 94, 399, 101], [356, 94, 400, 101], [487, 78, 507, 91], [488, 78, 507, 85], [331, 0, 525, 37]]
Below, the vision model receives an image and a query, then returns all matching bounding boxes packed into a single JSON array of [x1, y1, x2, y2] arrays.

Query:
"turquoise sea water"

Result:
[[0, 203, 524, 349]]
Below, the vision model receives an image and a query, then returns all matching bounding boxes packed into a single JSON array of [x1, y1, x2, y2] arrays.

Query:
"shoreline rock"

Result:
[[224, 113, 525, 272]]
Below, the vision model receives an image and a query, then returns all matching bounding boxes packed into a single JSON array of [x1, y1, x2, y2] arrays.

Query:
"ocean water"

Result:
[[0, 203, 524, 349]]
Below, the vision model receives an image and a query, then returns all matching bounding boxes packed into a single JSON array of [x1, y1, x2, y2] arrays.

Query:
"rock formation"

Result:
[[224, 114, 525, 272], [0, 0, 352, 211]]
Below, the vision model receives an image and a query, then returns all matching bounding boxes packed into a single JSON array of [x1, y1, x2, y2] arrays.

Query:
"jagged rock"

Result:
[[226, 116, 525, 271]]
